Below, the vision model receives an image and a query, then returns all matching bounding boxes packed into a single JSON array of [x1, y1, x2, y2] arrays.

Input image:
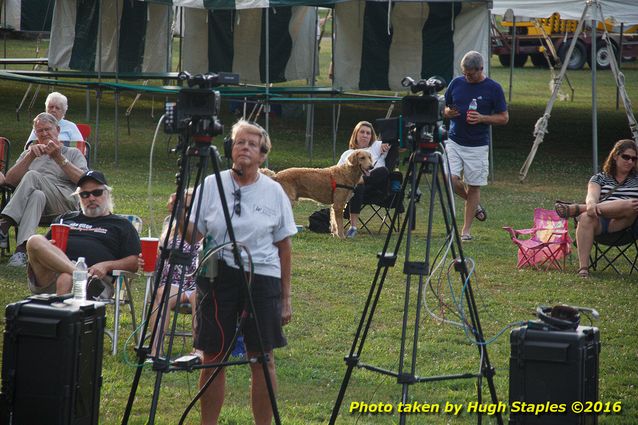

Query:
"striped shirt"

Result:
[[589, 172, 638, 201]]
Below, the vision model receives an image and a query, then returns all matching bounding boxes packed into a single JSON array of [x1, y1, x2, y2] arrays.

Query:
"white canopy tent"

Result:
[[491, 0, 638, 22], [492, 0, 638, 180]]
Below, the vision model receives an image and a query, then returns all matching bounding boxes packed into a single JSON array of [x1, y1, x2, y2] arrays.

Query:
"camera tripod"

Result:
[[329, 148, 502, 425], [121, 130, 281, 425]]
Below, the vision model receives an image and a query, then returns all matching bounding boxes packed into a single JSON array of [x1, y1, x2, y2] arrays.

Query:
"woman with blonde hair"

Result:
[[337, 121, 395, 238]]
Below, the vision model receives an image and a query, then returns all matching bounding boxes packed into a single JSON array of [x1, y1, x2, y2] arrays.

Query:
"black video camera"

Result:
[[164, 71, 240, 138], [400, 76, 447, 154]]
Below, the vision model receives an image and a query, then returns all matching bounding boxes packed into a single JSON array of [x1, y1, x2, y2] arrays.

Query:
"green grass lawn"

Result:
[[0, 34, 637, 424]]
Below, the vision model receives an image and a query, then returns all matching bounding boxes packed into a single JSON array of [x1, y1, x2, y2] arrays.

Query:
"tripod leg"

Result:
[[330, 160, 426, 424], [434, 154, 504, 425]]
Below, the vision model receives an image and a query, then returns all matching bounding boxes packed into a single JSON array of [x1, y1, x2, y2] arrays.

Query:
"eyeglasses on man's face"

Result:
[[79, 189, 105, 199]]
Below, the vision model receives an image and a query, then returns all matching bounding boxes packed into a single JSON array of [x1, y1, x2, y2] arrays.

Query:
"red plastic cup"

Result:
[[140, 237, 160, 273], [50, 223, 71, 253]]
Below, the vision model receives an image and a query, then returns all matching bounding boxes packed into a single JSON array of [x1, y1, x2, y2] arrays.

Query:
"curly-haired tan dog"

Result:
[[271, 150, 374, 238]]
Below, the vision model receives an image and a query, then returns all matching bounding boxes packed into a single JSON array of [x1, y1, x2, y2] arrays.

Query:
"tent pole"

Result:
[[265, 7, 270, 167], [489, 8, 495, 183], [331, 8, 338, 163], [591, 17, 598, 173], [95, 0, 103, 164], [85, 88, 90, 122], [306, 7, 319, 161], [114, 0, 120, 167], [508, 15, 515, 103], [178, 7, 184, 72]]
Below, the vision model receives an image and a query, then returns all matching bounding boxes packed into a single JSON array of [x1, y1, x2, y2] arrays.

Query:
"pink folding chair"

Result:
[[503, 208, 573, 270]]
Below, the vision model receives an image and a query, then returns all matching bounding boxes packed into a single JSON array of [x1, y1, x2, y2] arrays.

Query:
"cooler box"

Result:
[[0, 295, 105, 425], [509, 323, 600, 425]]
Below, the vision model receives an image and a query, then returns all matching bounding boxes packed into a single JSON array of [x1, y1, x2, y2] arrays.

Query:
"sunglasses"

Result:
[[79, 189, 105, 199], [233, 189, 241, 216], [620, 154, 638, 162]]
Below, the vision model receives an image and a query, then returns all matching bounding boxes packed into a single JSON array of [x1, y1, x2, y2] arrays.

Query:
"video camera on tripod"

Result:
[[400, 75, 447, 154], [164, 71, 240, 138]]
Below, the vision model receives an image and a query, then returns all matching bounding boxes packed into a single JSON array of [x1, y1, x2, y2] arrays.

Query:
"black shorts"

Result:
[[193, 261, 287, 354]]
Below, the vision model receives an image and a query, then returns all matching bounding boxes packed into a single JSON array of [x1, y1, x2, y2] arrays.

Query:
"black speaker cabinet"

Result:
[[509, 323, 600, 425], [1, 296, 105, 425]]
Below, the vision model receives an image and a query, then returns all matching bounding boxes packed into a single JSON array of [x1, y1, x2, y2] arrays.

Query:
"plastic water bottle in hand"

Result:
[[467, 98, 477, 123], [72, 257, 88, 301]]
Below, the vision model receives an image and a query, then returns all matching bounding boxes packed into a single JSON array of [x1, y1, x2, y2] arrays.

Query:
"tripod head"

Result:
[[164, 71, 240, 140], [400, 76, 448, 157]]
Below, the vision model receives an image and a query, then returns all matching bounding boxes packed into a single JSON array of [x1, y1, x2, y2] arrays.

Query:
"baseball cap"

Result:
[[77, 170, 108, 186]]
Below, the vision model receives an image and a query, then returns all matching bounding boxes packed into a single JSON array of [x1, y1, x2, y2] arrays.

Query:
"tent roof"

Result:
[[491, 0, 638, 23], [145, 0, 488, 11]]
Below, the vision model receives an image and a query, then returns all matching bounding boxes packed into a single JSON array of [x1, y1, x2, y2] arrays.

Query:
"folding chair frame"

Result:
[[503, 209, 572, 271], [589, 227, 638, 275]]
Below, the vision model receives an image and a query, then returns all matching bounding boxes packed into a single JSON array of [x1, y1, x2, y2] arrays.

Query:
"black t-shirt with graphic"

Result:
[[46, 211, 141, 268]]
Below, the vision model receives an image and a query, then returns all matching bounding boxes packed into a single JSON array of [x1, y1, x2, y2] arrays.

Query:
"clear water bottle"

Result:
[[467, 98, 478, 123], [72, 257, 88, 301]]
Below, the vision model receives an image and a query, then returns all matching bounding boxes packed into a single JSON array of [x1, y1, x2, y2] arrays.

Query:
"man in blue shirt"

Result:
[[443, 51, 509, 240]]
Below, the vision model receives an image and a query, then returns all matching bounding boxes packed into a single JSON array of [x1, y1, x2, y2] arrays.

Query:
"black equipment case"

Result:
[[509, 323, 600, 425], [0, 295, 106, 425]]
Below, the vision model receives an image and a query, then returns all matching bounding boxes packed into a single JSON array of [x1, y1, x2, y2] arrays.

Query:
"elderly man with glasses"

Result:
[[25, 170, 140, 297], [0, 112, 88, 267], [443, 50, 509, 242]]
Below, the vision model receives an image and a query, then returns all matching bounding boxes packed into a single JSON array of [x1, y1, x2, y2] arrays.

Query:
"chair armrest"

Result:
[[502, 226, 534, 238], [502, 226, 516, 238], [112, 270, 136, 279]]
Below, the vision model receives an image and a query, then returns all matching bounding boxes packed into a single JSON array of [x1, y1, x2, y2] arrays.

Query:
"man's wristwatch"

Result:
[[59, 157, 69, 167]]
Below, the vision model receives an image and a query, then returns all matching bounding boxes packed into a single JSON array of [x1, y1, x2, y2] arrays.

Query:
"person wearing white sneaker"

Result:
[[25, 171, 140, 296], [0, 112, 88, 267]]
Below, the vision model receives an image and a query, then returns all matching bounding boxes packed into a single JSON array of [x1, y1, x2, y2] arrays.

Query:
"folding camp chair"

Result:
[[353, 169, 405, 234], [589, 219, 638, 275], [503, 208, 572, 270], [0, 137, 11, 256], [107, 214, 143, 355]]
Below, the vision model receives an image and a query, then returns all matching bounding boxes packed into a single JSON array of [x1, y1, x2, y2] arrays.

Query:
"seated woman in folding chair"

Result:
[[142, 189, 200, 357], [338, 121, 396, 238], [555, 139, 638, 278]]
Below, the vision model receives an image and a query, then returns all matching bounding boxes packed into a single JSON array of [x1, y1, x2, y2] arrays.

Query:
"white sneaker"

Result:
[[8, 251, 27, 267], [346, 226, 358, 238]]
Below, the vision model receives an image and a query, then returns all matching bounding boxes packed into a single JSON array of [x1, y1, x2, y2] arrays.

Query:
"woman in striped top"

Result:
[[555, 139, 638, 277]]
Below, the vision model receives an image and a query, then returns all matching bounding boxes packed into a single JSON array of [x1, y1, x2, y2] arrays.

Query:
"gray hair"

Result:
[[231, 119, 272, 155], [33, 112, 59, 130], [461, 51, 484, 71], [45, 92, 69, 114]]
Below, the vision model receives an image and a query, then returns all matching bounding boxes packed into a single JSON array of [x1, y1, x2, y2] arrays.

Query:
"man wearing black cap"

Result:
[[26, 170, 141, 297]]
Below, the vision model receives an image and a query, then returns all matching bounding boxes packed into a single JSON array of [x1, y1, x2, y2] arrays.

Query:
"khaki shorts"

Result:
[[444, 139, 489, 186]]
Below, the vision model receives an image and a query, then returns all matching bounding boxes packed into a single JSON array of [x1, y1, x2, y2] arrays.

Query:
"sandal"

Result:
[[474, 205, 487, 222], [554, 200, 580, 219], [577, 267, 590, 278], [461, 234, 473, 241]]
